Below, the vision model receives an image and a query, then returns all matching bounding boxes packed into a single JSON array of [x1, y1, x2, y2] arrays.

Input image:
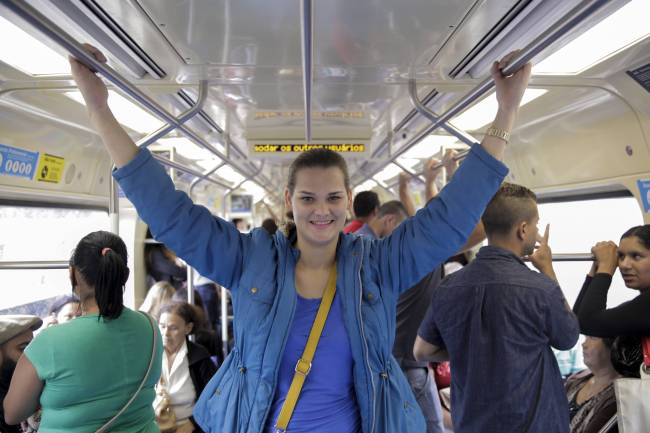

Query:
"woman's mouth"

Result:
[[621, 274, 637, 284], [310, 220, 334, 228]]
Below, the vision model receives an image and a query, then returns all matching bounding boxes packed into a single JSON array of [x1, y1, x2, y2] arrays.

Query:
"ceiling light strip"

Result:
[[78, 0, 166, 78], [449, 0, 535, 78]]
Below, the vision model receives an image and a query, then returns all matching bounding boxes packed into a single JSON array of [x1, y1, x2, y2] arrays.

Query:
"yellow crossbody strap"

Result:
[[274, 265, 337, 433]]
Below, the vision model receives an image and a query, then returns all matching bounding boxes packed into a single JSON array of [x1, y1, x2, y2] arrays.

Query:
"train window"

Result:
[[0, 269, 70, 315], [0, 205, 109, 314], [536, 196, 643, 308]]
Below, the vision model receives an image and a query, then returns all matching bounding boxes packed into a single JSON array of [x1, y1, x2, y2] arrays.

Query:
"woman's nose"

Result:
[[619, 256, 631, 269], [315, 201, 329, 214]]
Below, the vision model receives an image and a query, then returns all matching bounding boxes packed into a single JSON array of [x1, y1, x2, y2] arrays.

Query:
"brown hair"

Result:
[[159, 301, 199, 335], [284, 148, 350, 239], [482, 182, 537, 238]]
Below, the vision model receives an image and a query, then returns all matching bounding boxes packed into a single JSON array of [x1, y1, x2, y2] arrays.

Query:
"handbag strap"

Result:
[[643, 337, 650, 368], [95, 312, 158, 433], [274, 265, 337, 433]]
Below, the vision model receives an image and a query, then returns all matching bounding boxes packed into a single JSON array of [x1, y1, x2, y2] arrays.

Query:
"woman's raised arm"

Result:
[[69, 44, 138, 167], [375, 52, 531, 294], [70, 45, 252, 290]]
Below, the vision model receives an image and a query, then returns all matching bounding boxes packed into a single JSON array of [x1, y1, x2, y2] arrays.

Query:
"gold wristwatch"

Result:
[[485, 126, 511, 143]]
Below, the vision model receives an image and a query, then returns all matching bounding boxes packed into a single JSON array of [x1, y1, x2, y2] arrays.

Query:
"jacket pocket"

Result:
[[194, 351, 252, 433]]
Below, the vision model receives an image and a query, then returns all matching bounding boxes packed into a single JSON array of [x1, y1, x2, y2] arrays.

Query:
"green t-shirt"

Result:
[[25, 308, 163, 433]]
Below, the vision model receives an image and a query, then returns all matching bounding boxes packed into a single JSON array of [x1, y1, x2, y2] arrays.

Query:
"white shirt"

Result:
[[154, 341, 196, 423]]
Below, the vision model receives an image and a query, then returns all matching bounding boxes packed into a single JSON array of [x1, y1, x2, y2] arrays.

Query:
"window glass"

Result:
[[0, 205, 108, 261], [0, 269, 69, 314], [536, 196, 643, 308], [0, 205, 109, 312]]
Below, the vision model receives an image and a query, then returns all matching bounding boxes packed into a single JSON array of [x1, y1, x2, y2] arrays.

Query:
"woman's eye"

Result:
[[328, 196, 341, 202], [301, 197, 313, 202]]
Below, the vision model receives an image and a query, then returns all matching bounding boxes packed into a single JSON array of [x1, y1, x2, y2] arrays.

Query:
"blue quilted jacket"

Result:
[[114, 144, 507, 433]]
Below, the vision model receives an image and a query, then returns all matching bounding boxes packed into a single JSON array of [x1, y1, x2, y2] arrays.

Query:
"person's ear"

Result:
[[284, 188, 292, 213], [346, 189, 353, 212], [515, 221, 527, 242], [69, 267, 78, 287], [186, 322, 194, 336]]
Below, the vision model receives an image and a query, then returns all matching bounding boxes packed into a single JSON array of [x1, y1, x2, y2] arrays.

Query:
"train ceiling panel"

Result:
[[0, 0, 648, 207]]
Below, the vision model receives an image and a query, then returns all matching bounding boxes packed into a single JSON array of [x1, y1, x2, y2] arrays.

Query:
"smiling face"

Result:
[[285, 166, 351, 249], [618, 236, 650, 292]]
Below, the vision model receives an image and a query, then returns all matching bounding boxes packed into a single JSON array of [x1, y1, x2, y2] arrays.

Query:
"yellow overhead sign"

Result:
[[253, 144, 366, 153], [254, 111, 364, 120]]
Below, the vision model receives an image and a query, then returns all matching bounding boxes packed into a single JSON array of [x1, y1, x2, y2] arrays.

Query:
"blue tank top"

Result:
[[264, 292, 361, 433]]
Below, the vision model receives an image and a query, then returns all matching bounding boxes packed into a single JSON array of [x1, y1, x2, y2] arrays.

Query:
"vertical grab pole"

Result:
[[300, 0, 313, 143], [109, 166, 119, 235], [221, 286, 229, 357]]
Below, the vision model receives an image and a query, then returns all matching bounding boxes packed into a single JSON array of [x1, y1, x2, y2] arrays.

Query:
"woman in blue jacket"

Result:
[[69, 46, 530, 433]]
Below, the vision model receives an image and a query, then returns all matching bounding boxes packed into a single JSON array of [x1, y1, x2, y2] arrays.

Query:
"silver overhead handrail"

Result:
[[385, 149, 470, 190], [136, 80, 209, 148], [150, 153, 231, 189], [0, 261, 70, 270], [354, 0, 610, 188], [408, 79, 479, 148], [300, 0, 313, 143], [392, 160, 425, 185], [1, 0, 279, 201], [189, 162, 227, 198]]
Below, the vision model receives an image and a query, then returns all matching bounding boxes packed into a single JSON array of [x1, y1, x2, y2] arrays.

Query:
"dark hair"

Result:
[[601, 336, 616, 350], [621, 225, 650, 249], [172, 288, 205, 312], [262, 218, 278, 235], [70, 231, 129, 320], [159, 301, 199, 335], [48, 295, 80, 315], [284, 148, 350, 239], [231, 218, 244, 226], [377, 200, 408, 219], [482, 182, 537, 238], [353, 191, 380, 218], [610, 335, 643, 378]]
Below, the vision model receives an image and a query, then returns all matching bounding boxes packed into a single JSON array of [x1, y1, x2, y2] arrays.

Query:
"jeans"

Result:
[[402, 366, 445, 433]]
